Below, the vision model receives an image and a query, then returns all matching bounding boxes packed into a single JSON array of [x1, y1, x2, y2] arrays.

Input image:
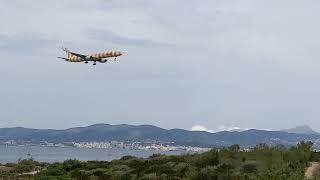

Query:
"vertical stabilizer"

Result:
[[62, 47, 71, 59]]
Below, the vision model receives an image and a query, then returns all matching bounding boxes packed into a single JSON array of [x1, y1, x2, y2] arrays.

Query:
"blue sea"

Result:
[[0, 145, 185, 163]]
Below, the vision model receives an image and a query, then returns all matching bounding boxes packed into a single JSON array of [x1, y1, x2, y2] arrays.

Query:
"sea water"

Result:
[[0, 145, 185, 163]]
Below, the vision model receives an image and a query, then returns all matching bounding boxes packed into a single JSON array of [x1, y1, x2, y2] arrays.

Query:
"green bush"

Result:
[[0, 141, 315, 179]]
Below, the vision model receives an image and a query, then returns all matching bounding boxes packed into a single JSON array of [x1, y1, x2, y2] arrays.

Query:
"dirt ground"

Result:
[[305, 162, 320, 179]]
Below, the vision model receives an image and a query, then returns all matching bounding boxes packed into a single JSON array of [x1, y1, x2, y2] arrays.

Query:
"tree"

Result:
[[228, 144, 240, 152], [297, 141, 313, 152]]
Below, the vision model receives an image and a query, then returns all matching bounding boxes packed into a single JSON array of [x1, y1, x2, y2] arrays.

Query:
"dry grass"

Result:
[[0, 166, 14, 172]]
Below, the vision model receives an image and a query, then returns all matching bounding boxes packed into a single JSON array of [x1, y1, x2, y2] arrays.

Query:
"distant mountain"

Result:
[[281, 125, 319, 135], [228, 128, 247, 132], [0, 124, 320, 148]]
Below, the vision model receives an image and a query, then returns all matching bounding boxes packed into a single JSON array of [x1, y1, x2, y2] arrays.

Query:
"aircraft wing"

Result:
[[69, 51, 87, 58]]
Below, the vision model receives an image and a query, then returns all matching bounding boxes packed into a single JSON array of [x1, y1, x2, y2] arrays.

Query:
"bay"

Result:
[[0, 145, 185, 163]]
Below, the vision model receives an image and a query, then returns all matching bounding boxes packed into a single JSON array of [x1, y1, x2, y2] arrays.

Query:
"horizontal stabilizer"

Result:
[[57, 57, 69, 61]]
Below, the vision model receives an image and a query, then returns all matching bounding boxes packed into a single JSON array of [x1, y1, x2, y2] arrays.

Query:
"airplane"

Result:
[[58, 48, 123, 65]]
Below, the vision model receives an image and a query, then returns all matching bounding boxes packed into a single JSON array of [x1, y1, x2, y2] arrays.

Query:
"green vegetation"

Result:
[[0, 158, 48, 179], [1, 141, 320, 179]]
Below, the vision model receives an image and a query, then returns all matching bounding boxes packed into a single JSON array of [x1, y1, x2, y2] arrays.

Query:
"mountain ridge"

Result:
[[280, 125, 319, 135], [0, 124, 320, 148]]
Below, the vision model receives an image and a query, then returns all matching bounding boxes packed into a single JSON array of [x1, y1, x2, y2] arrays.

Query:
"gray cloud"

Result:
[[0, 0, 320, 132], [85, 29, 173, 48], [0, 33, 56, 53]]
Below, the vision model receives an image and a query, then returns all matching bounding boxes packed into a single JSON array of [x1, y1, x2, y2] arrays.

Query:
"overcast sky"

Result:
[[1, 0, 320, 131]]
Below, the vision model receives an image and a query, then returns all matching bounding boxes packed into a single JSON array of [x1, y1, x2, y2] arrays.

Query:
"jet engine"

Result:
[[99, 59, 107, 63]]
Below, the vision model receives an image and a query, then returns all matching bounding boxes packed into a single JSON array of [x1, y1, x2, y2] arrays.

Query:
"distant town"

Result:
[[1, 124, 320, 151], [0, 140, 211, 153]]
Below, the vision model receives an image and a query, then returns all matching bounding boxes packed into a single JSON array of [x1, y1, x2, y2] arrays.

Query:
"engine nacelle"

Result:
[[99, 59, 107, 63], [85, 55, 92, 60]]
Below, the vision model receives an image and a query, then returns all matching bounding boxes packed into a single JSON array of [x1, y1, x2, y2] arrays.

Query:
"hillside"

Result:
[[1, 124, 320, 148]]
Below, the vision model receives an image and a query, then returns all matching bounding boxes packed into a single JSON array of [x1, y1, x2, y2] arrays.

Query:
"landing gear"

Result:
[[93, 61, 96, 65], [85, 61, 88, 64], [114, 57, 117, 61]]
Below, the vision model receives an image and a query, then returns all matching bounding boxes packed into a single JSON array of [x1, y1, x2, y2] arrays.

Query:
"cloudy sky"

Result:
[[1, 0, 320, 131]]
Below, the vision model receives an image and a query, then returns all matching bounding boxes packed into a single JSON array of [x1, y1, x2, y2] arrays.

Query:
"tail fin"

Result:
[[62, 47, 71, 59]]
